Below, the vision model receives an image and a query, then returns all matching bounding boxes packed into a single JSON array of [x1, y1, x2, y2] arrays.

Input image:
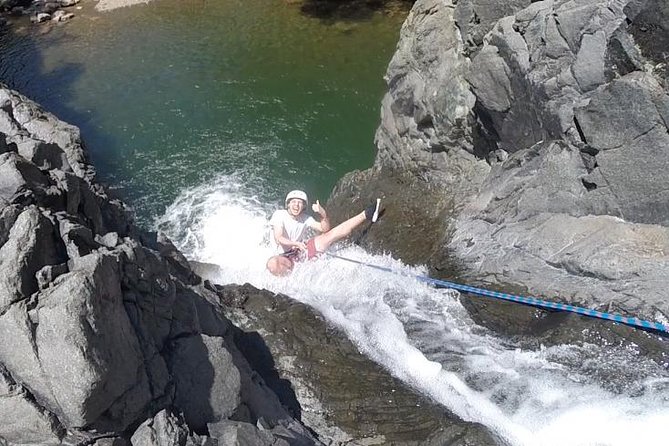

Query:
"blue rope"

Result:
[[322, 251, 668, 335]]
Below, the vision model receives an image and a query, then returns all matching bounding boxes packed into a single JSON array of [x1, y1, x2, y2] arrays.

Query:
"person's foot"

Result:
[[364, 198, 382, 223]]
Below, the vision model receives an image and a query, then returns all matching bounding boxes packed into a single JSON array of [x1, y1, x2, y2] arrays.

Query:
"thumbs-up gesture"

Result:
[[312, 200, 325, 216]]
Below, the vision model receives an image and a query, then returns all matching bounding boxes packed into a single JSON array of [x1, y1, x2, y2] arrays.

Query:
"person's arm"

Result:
[[309, 200, 330, 233], [272, 223, 307, 251]]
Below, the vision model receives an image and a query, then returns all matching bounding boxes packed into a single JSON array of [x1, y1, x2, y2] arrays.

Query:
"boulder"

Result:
[[574, 72, 669, 225], [0, 132, 11, 154], [130, 409, 207, 446], [0, 368, 62, 445], [57, 215, 99, 258], [0, 302, 61, 421], [207, 420, 285, 446], [167, 334, 241, 431], [32, 12, 51, 23], [35, 262, 68, 289], [0, 203, 21, 247], [375, 0, 485, 200], [455, 0, 532, 52], [2, 88, 89, 178], [625, 0, 669, 88], [17, 139, 72, 171], [49, 170, 81, 215], [52, 11, 74, 22], [0, 206, 63, 312], [34, 252, 152, 430], [0, 151, 50, 204]]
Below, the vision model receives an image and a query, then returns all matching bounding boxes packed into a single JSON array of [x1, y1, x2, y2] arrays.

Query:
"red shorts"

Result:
[[305, 238, 318, 260]]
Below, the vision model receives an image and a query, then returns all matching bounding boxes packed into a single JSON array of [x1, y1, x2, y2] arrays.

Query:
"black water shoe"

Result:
[[365, 198, 382, 223]]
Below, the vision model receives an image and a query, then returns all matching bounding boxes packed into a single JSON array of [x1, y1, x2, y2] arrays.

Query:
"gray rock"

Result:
[[34, 252, 152, 430], [454, 0, 532, 53], [465, 141, 620, 222], [0, 203, 21, 247], [375, 0, 480, 187], [33, 13, 51, 23], [2, 88, 89, 178], [57, 215, 99, 258], [467, 45, 513, 112], [573, 30, 607, 91], [168, 334, 241, 431], [52, 10, 75, 22], [0, 151, 50, 203], [130, 409, 195, 446], [0, 302, 61, 422], [119, 240, 177, 347], [0, 367, 62, 445], [207, 420, 281, 446], [95, 231, 119, 248], [0, 79, 308, 446], [0, 133, 11, 154], [17, 139, 72, 171], [0, 108, 22, 136], [42, 2, 60, 14], [35, 262, 69, 290], [0, 206, 63, 312], [574, 72, 669, 225], [92, 438, 128, 446], [49, 170, 81, 215], [625, 0, 669, 88]]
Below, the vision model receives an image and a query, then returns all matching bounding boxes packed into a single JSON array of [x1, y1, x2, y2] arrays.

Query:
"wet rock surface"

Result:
[[329, 0, 669, 330], [210, 281, 501, 446]]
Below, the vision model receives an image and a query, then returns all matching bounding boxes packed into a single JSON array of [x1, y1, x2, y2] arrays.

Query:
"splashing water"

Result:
[[157, 177, 669, 446]]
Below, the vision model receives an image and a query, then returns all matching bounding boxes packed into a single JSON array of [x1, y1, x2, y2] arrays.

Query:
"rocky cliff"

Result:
[[0, 84, 322, 445], [329, 0, 669, 326]]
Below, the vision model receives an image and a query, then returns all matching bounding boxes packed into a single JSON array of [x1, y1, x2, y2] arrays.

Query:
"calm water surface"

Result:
[[0, 0, 407, 224]]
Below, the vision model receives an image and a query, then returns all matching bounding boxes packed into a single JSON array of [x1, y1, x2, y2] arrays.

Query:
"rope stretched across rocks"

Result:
[[322, 251, 668, 335]]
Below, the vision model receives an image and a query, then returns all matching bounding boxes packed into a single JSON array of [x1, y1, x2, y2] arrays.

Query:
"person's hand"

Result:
[[312, 200, 325, 216], [294, 241, 307, 252]]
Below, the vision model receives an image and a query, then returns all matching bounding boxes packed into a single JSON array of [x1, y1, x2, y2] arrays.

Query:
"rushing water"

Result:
[[2, 2, 668, 445], [157, 176, 669, 446]]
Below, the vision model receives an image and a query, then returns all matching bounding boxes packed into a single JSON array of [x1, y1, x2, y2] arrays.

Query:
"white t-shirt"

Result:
[[269, 209, 316, 253]]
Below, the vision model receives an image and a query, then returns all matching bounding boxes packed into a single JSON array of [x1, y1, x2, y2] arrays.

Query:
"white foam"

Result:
[[158, 181, 669, 446]]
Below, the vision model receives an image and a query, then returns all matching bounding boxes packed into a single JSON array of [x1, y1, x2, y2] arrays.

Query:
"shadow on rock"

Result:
[[232, 330, 302, 420], [300, 0, 414, 21]]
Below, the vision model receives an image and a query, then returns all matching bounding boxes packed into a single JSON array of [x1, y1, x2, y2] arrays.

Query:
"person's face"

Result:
[[287, 198, 305, 217]]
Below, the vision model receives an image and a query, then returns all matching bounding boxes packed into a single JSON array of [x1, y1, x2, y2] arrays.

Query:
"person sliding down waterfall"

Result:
[[266, 190, 382, 276]]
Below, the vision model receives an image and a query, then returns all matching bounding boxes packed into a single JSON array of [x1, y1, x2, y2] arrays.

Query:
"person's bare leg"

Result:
[[266, 255, 294, 276], [313, 211, 367, 253]]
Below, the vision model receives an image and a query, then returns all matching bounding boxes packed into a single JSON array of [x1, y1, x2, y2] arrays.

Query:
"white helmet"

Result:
[[285, 190, 308, 207]]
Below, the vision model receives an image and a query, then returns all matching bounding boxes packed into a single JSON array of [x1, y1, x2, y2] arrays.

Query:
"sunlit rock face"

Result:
[[0, 85, 319, 445], [331, 0, 669, 323]]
